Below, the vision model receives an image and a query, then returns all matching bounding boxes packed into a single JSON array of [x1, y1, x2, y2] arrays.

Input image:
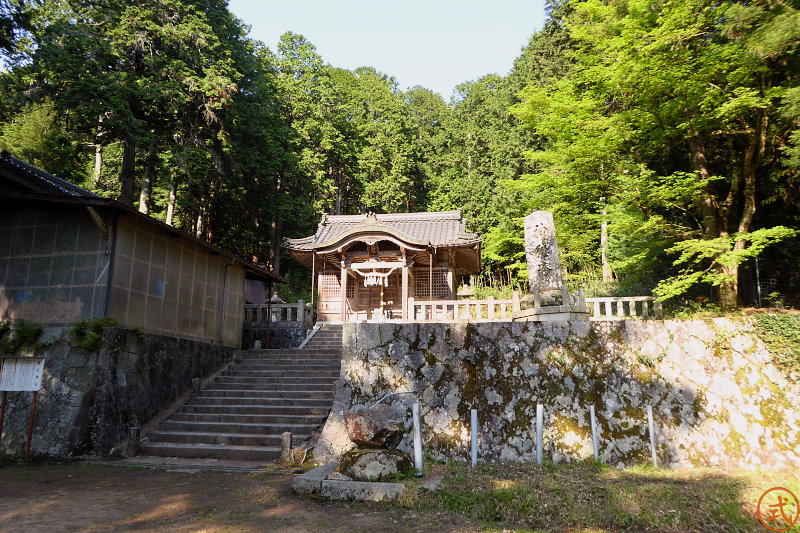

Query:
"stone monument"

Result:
[[513, 210, 590, 322], [524, 211, 563, 293]]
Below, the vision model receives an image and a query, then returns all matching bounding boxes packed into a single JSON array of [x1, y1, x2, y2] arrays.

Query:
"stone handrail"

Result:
[[585, 296, 662, 320], [244, 301, 313, 328], [408, 292, 521, 322]]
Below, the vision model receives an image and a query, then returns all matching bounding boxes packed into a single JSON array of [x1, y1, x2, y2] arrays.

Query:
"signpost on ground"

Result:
[[0, 357, 46, 460]]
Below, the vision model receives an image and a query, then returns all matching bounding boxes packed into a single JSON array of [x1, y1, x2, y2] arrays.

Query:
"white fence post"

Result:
[[536, 403, 543, 465], [471, 408, 478, 467]]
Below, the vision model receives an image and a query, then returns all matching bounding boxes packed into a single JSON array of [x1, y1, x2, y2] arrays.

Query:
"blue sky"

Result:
[[227, 0, 547, 100]]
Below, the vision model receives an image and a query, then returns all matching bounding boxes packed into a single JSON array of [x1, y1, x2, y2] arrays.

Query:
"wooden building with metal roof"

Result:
[[283, 211, 482, 322], [0, 151, 283, 347]]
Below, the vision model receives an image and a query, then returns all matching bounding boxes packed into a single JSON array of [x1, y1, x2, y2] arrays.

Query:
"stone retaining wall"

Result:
[[241, 325, 307, 350], [0, 327, 233, 457], [316, 319, 800, 469]]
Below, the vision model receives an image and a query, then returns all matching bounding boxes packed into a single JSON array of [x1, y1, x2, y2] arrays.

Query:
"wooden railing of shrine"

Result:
[[408, 293, 521, 322], [584, 296, 662, 320], [244, 301, 314, 329]]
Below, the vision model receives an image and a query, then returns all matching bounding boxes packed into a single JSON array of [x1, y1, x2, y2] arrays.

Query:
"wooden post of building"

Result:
[[339, 260, 347, 322], [265, 281, 272, 348], [402, 262, 409, 320], [310, 252, 315, 320]]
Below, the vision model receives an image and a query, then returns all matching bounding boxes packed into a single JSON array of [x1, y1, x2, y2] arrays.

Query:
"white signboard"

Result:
[[0, 357, 46, 392]]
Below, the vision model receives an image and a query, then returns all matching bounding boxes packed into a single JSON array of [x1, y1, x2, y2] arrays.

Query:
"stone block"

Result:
[[292, 462, 340, 495], [345, 405, 404, 448], [320, 479, 405, 502], [339, 448, 413, 481]]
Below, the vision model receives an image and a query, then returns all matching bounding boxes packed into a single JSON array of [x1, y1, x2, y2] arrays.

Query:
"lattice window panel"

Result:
[[319, 272, 355, 298], [318, 272, 341, 300], [414, 269, 449, 299]]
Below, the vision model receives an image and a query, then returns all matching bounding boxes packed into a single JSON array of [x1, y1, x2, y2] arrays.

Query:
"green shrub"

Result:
[[71, 317, 118, 351], [0, 319, 43, 354]]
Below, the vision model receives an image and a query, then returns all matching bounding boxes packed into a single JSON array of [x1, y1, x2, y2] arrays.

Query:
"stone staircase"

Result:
[[138, 324, 343, 462]]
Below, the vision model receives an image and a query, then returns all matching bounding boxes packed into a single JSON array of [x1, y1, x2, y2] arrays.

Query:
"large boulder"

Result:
[[339, 448, 413, 481], [344, 405, 404, 449]]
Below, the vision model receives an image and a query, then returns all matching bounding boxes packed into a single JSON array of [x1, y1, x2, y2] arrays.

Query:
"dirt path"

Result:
[[0, 462, 472, 533]]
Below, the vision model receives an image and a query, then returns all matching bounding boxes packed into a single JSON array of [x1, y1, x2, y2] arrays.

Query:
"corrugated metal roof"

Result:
[[284, 210, 481, 250], [0, 152, 285, 283], [0, 151, 98, 197]]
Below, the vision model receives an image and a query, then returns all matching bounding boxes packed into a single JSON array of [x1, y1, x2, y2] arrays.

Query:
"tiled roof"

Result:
[[283, 210, 481, 250], [0, 151, 98, 197]]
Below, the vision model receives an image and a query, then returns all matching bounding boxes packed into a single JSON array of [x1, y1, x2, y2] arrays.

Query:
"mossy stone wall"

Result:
[[0, 327, 233, 457], [315, 319, 800, 469]]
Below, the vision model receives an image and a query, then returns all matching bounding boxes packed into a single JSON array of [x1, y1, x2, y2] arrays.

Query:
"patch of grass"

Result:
[[754, 312, 800, 375], [0, 319, 43, 354], [70, 317, 118, 351], [404, 461, 798, 532]]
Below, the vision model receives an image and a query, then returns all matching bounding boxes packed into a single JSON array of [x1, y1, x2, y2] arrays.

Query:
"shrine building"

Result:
[[283, 211, 482, 322]]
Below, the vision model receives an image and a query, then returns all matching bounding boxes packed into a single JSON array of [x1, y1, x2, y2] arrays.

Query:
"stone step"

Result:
[[213, 376, 336, 387], [219, 369, 340, 378], [171, 412, 327, 425], [244, 349, 341, 356], [182, 404, 330, 415], [150, 428, 314, 446], [161, 420, 320, 435], [237, 355, 340, 362], [138, 441, 281, 461], [218, 373, 337, 384], [197, 390, 334, 402], [209, 380, 335, 392], [191, 396, 332, 408], [230, 360, 341, 369]]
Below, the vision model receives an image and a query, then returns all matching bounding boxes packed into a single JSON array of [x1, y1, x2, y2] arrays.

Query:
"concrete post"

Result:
[[647, 405, 657, 467], [590, 405, 599, 462], [412, 402, 423, 474], [126, 426, 140, 457], [470, 408, 478, 467], [281, 431, 293, 463], [536, 403, 543, 465]]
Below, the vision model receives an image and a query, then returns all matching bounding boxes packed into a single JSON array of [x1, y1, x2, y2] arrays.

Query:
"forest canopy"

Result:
[[1, 0, 798, 309]]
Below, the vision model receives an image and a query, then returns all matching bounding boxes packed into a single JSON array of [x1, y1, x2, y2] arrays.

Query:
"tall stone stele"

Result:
[[513, 210, 590, 322], [524, 211, 563, 293]]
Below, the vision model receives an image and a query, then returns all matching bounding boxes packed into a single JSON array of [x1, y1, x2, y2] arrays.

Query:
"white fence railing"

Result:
[[585, 296, 662, 320], [408, 294, 520, 322], [244, 301, 313, 329]]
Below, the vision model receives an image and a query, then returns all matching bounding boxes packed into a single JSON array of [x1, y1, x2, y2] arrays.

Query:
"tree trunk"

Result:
[[165, 177, 177, 226], [270, 213, 283, 274], [195, 204, 204, 239], [720, 112, 768, 311], [118, 138, 137, 206], [92, 144, 103, 189], [92, 115, 105, 189], [600, 197, 613, 282], [687, 135, 719, 238], [138, 143, 156, 214], [335, 166, 341, 215]]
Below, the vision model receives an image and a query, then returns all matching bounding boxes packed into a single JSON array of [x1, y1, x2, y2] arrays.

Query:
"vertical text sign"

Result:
[[0, 358, 46, 392]]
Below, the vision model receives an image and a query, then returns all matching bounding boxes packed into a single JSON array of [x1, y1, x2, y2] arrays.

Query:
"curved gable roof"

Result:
[[283, 210, 481, 251]]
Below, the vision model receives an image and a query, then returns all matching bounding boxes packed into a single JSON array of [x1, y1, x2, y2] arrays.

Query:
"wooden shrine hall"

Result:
[[283, 211, 482, 322]]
